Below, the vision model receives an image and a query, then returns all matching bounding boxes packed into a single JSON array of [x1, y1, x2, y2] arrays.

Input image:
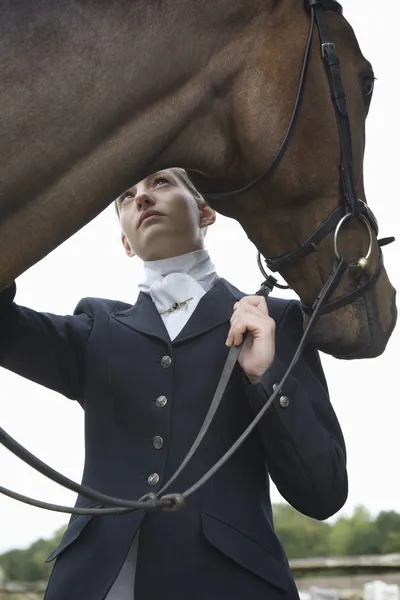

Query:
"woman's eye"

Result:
[[120, 191, 134, 202], [154, 177, 169, 187]]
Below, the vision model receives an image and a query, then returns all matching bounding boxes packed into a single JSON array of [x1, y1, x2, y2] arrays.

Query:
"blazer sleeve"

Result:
[[0, 282, 94, 403], [243, 299, 348, 521]]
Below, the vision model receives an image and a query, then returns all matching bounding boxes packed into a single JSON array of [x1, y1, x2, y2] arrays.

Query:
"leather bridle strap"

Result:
[[302, 248, 384, 316], [265, 0, 377, 280], [202, 6, 316, 203], [262, 0, 394, 315], [264, 197, 383, 273], [310, 0, 360, 220], [265, 206, 345, 272]]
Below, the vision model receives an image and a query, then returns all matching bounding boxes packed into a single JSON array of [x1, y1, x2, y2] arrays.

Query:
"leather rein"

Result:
[[0, 0, 394, 516]]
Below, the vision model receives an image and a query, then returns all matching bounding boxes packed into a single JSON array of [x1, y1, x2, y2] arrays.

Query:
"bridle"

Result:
[[0, 0, 394, 517], [204, 0, 393, 315]]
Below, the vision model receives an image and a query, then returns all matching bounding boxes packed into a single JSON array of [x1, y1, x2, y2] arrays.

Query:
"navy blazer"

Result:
[[0, 278, 347, 600]]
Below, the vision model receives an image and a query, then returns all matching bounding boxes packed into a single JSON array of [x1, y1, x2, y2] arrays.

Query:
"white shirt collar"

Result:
[[138, 248, 218, 294]]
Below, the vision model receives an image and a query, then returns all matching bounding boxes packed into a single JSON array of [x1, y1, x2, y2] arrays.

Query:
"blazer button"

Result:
[[156, 395, 168, 408], [153, 436, 164, 450], [161, 356, 172, 368], [148, 473, 160, 486], [279, 396, 290, 408]]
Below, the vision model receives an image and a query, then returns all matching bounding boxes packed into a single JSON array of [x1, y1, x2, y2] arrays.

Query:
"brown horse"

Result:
[[0, 0, 396, 359]]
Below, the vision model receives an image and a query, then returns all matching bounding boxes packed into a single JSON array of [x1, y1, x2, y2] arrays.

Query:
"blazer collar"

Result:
[[111, 278, 245, 348]]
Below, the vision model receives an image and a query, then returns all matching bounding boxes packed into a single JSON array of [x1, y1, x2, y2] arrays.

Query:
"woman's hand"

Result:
[[226, 296, 275, 383]]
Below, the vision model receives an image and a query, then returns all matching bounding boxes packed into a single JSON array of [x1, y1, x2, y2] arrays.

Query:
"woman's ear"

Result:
[[199, 200, 216, 228], [121, 233, 136, 257]]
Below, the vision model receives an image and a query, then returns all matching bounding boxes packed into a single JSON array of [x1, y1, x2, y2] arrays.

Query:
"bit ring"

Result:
[[333, 214, 374, 267]]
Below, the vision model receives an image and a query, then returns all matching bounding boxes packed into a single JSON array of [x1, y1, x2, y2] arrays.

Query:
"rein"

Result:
[[0, 0, 395, 516], [0, 271, 337, 515]]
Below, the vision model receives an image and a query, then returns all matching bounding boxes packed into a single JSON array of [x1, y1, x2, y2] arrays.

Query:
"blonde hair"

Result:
[[169, 167, 204, 207], [115, 168, 208, 235]]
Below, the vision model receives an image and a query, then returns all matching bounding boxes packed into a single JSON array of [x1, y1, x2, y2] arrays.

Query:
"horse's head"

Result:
[[192, 0, 396, 359]]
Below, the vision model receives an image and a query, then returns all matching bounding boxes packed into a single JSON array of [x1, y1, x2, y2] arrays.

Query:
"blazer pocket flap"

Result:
[[45, 507, 100, 563], [201, 513, 289, 591]]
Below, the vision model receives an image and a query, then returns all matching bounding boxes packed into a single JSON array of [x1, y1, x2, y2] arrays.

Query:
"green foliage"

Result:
[[5, 596, 41, 600], [0, 526, 65, 583], [273, 504, 400, 560], [375, 511, 400, 553], [2, 505, 400, 583], [328, 506, 381, 556], [273, 503, 330, 558]]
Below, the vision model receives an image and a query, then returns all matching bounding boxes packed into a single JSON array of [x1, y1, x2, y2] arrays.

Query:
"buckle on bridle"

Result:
[[321, 41, 336, 58]]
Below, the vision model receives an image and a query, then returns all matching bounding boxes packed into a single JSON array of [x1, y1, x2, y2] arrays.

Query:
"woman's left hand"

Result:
[[226, 296, 275, 383]]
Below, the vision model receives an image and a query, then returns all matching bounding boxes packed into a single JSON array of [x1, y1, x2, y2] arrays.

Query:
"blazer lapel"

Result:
[[112, 292, 171, 349], [173, 278, 244, 344], [111, 277, 245, 347]]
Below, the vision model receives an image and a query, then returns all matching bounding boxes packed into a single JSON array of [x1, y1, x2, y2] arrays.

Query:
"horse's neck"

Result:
[[0, 0, 286, 287], [170, 0, 294, 183]]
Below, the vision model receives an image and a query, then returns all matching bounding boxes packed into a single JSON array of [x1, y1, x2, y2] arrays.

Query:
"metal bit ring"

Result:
[[333, 214, 374, 268]]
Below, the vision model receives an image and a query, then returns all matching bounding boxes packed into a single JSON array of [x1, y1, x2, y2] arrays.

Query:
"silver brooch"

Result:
[[159, 297, 193, 315]]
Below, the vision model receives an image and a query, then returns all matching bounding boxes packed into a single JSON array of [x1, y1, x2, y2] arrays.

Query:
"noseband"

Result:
[[0, 0, 395, 516]]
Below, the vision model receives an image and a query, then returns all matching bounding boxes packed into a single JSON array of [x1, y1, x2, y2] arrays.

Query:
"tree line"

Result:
[[1, 504, 400, 582]]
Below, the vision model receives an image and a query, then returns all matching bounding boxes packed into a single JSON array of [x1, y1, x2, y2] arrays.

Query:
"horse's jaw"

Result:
[[303, 276, 398, 359]]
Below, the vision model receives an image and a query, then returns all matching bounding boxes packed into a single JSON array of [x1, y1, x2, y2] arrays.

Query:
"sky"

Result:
[[1, 1, 399, 555]]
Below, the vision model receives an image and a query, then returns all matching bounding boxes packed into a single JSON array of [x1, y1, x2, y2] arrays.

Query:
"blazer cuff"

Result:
[[241, 355, 308, 434], [242, 353, 299, 405]]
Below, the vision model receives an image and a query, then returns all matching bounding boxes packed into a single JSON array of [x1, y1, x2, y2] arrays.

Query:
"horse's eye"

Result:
[[363, 77, 375, 98]]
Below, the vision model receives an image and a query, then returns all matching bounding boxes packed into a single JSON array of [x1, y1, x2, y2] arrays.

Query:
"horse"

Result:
[[0, 0, 397, 359]]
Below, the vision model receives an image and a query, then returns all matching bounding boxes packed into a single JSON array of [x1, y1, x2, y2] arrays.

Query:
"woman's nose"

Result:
[[135, 190, 154, 208]]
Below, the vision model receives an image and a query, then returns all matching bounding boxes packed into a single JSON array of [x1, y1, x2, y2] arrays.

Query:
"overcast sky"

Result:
[[1, 1, 399, 554]]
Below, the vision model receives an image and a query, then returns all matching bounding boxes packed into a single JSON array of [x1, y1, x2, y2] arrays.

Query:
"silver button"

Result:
[[148, 473, 160, 486], [161, 356, 172, 368], [156, 395, 168, 408], [279, 396, 290, 408], [153, 436, 164, 450], [273, 383, 281, 394]]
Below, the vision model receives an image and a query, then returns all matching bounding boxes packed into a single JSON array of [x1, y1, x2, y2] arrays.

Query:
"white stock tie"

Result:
[[149, 272, 206, 340]]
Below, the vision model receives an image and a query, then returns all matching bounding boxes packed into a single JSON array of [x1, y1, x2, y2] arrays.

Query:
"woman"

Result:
[[0, 168, 347, 600]]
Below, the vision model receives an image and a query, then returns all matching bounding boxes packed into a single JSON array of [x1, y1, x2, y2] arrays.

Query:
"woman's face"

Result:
[[116, 169, 215, 261]]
